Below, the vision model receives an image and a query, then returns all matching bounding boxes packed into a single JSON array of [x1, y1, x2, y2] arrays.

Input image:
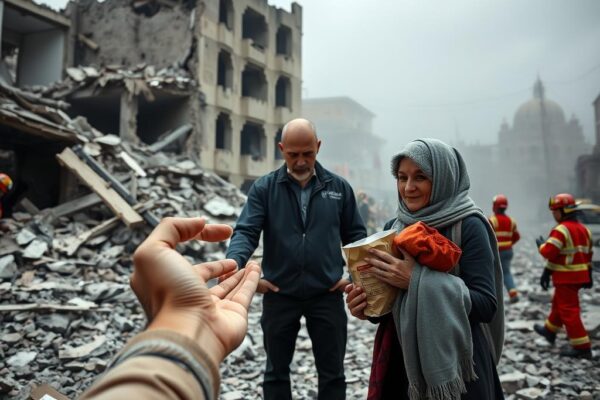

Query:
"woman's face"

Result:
[[397, 158, 432, 212]]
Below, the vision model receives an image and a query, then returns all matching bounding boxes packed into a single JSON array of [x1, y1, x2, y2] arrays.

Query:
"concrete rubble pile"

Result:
[[0, 80, 246, 398], [218, 236, 600, 400], [35, 64, 195, 100]]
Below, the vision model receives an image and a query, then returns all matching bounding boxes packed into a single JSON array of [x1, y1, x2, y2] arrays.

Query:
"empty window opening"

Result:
[[137, 93, 190, 147], [242, 64, 267, 101], [274, 127, 284, 160], [132, 0, 161, 17], [275, 76, 291, 108], [241, 122, 266, 160], [69, 92, 120, 137], [242, 8, 268, 50], [217, 50, 233, 89], [216, 112, 232, 151], [219, 0, 233, 30], [2, 4, 65, 87], [276, 25, 292, 57]]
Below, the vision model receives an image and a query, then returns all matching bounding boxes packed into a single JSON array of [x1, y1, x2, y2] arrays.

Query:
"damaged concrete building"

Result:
[[66, 0, 303, 190], [0, 0, 76, 212], [576, 92, 600, 203]]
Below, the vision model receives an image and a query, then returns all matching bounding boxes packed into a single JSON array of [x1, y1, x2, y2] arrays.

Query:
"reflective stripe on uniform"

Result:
[[546, 262, 590, 272], [569, 335, 590, 346]]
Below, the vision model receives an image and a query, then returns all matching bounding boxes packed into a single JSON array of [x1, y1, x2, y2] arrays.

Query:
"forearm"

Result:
[[80, 329, 221, 400]]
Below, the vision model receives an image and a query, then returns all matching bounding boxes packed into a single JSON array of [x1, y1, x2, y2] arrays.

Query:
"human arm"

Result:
[[340, 184, 368, 245], [80, 217, 261, 400], [226, 181, 267, 270], [459, 217, 498, 323], [538, 228, 564, 261], [512, 219, 521, 244]]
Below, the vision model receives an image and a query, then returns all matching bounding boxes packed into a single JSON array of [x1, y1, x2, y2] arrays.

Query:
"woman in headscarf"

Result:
[[345, 139, 505, 400]]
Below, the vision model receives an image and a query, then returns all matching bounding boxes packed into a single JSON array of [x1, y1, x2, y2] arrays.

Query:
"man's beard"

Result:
[[290, 169, 312, 182]]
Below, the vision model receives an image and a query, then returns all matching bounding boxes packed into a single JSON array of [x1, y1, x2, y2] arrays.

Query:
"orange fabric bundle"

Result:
[[392, 221, 462, 272]]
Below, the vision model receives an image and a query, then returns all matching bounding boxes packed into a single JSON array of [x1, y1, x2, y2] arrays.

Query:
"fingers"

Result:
[[226, 264, 261, 309], [144, 217, 207, 249], [210, 262, 262, 301], [261, 278, 280, 293], [195, 259, 238, 281], [149, 217, 233, 246], [368, 248, 400, 264], [194, 223, 233, 242]]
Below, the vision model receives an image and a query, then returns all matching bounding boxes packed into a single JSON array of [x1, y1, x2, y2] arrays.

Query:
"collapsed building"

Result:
[[66, 0, 303, 191], [1, 0, 303, 214]]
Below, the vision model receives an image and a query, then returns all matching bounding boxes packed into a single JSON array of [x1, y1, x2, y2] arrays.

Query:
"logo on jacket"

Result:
[[321, 190, 342, 200]]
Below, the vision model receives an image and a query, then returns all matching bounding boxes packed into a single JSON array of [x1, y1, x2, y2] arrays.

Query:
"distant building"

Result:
[[576, 93, 600, 203], [302, 96, 386, 199], [458, 77, 591, 221]]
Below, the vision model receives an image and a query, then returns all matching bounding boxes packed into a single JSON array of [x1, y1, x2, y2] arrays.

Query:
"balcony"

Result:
[[216, 87, 234, 110], [274, 55, 295, 75], [214, 149, 235, 173], [217, 23, 234, 48], [240, 155, 269, 177], [240, 97, 268, 121], [241, 39, 267, 66]]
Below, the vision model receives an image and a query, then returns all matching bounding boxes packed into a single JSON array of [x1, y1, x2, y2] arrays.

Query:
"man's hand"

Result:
[[540, 268, 552, 291], [330, 277, 350, 292], [535, 236, 545, 248], [257, 279, 279, 294], [131, 217, 261, 365]]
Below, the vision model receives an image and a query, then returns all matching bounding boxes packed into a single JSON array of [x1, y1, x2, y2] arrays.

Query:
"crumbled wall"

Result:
[[73, 0, 195, 69]]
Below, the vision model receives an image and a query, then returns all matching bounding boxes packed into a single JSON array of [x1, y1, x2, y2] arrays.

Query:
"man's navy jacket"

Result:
[[226, 162, 367, 299]]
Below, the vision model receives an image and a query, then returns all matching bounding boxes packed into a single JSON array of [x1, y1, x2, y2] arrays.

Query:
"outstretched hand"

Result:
[[131, 217, 261, 364]]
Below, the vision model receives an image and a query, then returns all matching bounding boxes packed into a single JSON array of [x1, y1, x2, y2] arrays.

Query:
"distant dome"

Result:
[[513, 78, 566, 127]]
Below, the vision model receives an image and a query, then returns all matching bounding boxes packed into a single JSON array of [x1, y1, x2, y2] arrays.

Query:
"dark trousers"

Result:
[[261, 291, 347, 400]]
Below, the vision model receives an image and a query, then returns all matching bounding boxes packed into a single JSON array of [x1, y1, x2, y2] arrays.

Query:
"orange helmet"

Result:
[[0, 173, 12, 194], [492, 194, 508, 212], [548, 193, 577, 213]]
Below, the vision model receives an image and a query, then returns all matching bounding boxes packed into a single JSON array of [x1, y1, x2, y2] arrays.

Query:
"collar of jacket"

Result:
[[275, 161, 333, 186]]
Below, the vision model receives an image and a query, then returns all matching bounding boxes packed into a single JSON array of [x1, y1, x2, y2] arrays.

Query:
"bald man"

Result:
[[226, 118, 367, 400]]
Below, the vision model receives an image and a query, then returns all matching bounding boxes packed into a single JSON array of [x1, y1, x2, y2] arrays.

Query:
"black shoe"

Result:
[[534, 323, 556, 345], [559, 347, 592, 359]]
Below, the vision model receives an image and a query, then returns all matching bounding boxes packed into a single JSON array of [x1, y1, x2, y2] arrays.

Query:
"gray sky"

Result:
[[40, 0, 600, 154]]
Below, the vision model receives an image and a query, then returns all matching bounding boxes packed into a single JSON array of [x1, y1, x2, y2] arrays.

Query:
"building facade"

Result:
[[576, 93, 600, 203], [197, 0, 302, 189], [458, 77, 590, 221], [302, 96, 386, 200]]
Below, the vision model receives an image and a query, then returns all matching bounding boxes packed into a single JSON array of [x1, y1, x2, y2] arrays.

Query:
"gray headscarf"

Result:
[[391, 138, 479, 229]]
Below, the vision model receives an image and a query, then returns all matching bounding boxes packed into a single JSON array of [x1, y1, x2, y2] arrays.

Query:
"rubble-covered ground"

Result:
[[1, 186, 600, 400]]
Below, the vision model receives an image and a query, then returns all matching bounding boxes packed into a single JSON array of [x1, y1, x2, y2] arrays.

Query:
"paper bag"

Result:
[[343, 229, 399, 317]]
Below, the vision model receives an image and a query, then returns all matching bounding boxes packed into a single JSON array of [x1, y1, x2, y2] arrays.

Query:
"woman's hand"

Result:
[[365, 247, 416, 289], [131, 217, 261, 365], [344, 283, 368, 320]]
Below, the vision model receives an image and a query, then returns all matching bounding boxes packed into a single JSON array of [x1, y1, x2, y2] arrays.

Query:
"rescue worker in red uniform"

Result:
[[534, 193, 593, 359], [0, 173, 13, 232], [489, 194, 521, 303]]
